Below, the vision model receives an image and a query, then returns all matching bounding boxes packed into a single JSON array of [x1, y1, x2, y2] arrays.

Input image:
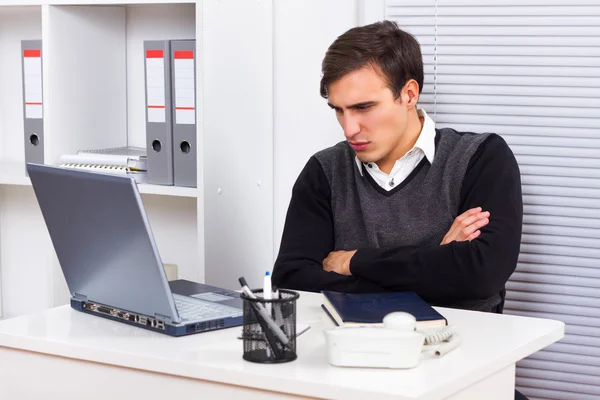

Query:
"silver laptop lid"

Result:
[[27, 163, 180, 323]]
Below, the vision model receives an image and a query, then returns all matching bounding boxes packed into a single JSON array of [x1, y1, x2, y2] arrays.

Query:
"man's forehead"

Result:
[[327, 66, 389, 107]]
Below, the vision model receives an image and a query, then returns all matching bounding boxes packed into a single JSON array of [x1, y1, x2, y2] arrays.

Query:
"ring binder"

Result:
[[21, 39, 44, 175], [144, 40, 174, 186]]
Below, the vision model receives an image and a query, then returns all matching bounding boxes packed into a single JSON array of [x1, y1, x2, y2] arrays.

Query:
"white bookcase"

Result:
[[0, 1, 202, 319], [0, 0, 336, 322]]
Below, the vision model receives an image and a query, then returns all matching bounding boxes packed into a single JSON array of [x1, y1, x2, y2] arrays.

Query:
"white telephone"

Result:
[[324, 312, 461, 369]]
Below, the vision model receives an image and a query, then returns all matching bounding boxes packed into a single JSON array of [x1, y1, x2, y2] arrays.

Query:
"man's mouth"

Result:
[[349, 141, 369, 151]]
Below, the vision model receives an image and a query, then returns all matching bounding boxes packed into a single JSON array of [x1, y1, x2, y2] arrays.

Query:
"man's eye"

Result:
[[356, 105, 372, 112]]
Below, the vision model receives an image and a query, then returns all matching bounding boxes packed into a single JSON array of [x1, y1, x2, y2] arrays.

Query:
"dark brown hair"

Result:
[[320, 20, 424, 99]]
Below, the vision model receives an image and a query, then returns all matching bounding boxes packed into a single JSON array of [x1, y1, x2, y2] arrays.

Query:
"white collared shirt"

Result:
[[355, 109, 436, 191]]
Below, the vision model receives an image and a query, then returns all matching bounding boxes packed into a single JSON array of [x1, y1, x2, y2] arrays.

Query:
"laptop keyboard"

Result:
[[173, 294, 242, 321]]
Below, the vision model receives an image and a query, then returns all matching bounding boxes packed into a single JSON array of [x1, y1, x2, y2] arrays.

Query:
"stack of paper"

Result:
[[59, 146, 148, 183]]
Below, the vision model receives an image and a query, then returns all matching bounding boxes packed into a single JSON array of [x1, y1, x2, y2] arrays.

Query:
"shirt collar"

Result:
[[354, 108, 436, 176], [415, 108, 436, 165]]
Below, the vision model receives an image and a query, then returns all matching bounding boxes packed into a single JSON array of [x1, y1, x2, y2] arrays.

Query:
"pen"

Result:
[[264, 271, 272, 315], [239, 277, 291, 347], [273, 286, 284, 327]]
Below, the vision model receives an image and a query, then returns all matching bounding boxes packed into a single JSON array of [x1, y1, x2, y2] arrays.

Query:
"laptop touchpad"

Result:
[[191, 293, 231, 302]]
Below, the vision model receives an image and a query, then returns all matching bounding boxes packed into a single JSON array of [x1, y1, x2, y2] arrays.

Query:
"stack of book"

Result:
[[59, 146, 148, 183], [321, 290, 447, 329]]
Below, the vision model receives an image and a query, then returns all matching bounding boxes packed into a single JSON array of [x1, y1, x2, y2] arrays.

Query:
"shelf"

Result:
[[47, 1, 195, 4], [0, 2, 41, 6], [0, 1, 194, 5], [0, 161, 196, 197], [0, 162, 31, 186], [138, 183, 197, 198]]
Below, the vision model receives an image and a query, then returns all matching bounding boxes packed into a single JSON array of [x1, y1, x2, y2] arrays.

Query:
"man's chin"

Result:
[[355, 153, 377, 164]]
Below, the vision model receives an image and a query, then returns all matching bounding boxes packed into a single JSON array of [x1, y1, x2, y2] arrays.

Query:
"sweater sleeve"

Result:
[[271, 156, 384, 293], [349, 134, 523, 304]]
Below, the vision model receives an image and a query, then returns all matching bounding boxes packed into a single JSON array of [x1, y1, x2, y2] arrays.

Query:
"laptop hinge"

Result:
[[154, 313, 172, 324], [73, 293, 88, 302]]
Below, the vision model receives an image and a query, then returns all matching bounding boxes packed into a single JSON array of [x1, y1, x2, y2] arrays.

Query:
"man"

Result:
[[271, 20, 523, 314]]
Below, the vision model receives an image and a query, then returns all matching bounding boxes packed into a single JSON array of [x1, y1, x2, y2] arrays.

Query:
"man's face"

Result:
[[327, 65, 409, 167]]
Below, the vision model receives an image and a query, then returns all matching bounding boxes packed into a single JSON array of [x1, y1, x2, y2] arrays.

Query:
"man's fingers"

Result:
[[467, 230, 481, 241], [461, 217, 489, 237], [443, 209, 490, 245], [456, 207, 482, 222], [460, 211, 490, 227]]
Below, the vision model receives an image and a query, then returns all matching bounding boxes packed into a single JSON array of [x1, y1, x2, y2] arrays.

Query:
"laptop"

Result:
[[27, 163, 243, 337]]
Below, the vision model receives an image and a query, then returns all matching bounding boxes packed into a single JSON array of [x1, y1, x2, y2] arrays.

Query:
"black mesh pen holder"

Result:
[[240, 289, 299, 363]]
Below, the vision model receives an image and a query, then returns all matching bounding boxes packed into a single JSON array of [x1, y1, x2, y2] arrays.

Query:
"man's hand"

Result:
[[323, 250, 357, 276], [441, 207, 490, 245]]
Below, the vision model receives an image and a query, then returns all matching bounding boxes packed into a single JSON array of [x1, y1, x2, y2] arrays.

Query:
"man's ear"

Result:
[[404, 79, 420, 108]]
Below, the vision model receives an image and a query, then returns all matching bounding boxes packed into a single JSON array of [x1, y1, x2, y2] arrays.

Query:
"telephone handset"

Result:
[[324, 312, 461, 369]]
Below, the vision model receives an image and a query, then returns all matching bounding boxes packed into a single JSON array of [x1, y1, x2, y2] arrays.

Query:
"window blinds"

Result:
[[385, 1, 600, 399]]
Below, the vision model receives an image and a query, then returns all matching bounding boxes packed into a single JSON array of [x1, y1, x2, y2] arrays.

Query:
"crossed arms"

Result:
[[271, 134, 523, 306]]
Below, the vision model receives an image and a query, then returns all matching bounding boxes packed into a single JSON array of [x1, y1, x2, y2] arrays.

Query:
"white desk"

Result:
[[0, 291, 563, 400]]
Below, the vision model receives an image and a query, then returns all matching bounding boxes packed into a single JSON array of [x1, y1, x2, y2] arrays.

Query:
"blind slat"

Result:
[[505, 135, 600, 148], [430, 74, 600, 87], [520, 243, 600, 259], [516, 147, 600, 159], [565, 325, 600, 338], [389, 0, 600, 6], [506, 282, 600, 300], [397, 16, 600, 27], [521, 388, 600, 400], [516, 377, 600, 396], [516, 262, 600, 278], [505, 309, 600, 328], [518, 359, 600, 376], [437, 125, 600, 140], [434, 104, 600, 119], [434, 35, 600, 46], [558, 334, 600, 348], [436, 26, 600, 36], [510, 271, 600, 288], [522, 186, 600, 200], [521, 166, 600, 179], [528, 349, 600, 367], [518, 252, 600, 268], [507, 290, 600, 308], [562, 334, 600, 349], [523, 206, 600, 220], [518, 367, 600, 386], [437, 113, 600, 129], [521, 233, 600, 249], [504, 300, 600, 319], [518, 156, 600, 169], [421, 92, 600, 106], [522, 196, 600, 210], [435, 45, 598, 57], [392, 5, 600, 16], [551, 343, 600, 357], [521, 175, 600, 189], [521, 223, 600, 239], [424, 84, 599, 97]]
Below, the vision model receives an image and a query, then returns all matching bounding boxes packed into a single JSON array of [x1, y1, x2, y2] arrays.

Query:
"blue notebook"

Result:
[[321, 291, 447, 328]]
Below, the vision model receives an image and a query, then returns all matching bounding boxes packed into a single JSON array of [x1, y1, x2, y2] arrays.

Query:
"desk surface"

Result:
[[0, 291, 564, 400]]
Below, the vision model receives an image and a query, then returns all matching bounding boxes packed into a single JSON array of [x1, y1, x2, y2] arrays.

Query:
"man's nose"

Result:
[[342, 114, 361, 139]]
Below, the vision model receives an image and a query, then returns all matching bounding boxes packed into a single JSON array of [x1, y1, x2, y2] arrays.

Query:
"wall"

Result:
[[273, 0, 359, 258]]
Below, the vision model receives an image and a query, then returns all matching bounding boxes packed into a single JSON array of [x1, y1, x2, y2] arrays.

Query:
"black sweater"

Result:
[[272, 133, 523, 310]]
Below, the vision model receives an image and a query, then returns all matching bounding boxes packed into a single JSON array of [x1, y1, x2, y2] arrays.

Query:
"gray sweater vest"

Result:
[[315, 128, 496, 310]]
